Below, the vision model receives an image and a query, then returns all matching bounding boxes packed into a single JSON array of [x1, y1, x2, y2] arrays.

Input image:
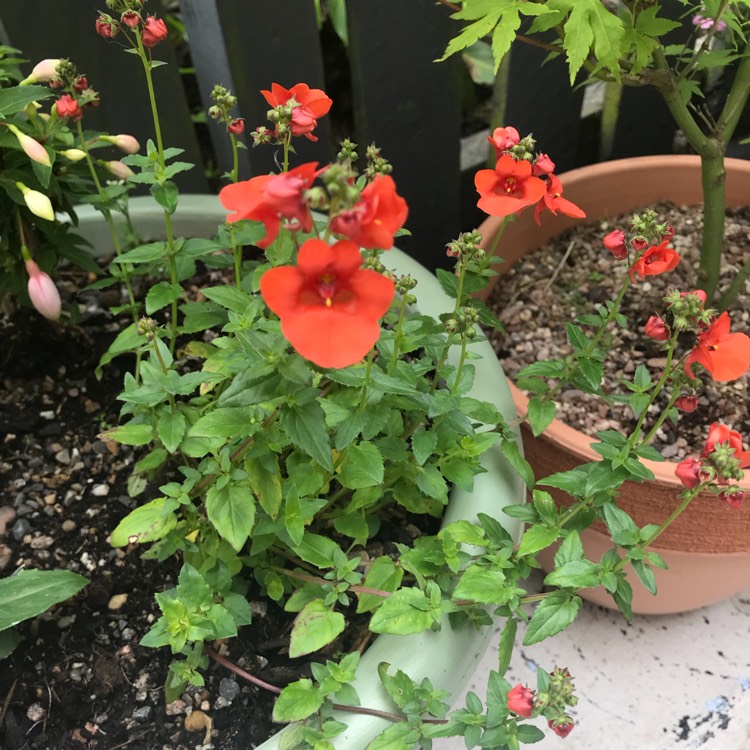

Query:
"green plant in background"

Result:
[[441, 0, 750, 309]]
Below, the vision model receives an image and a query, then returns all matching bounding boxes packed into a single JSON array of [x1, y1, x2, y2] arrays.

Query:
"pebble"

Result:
[[26, 703, 46, 722], [165, 699, 187, 716], [184, 710, 208, 732], [121, 627, 136, 641], [219, 677, 240, 702], [44, 493, 56, 506], [91, 484, 110, 497], [132, 706, 152, 722], [57, 615, 76, 629], [108, 594, 128, 611], [55, 449, 71, 465], [0, 506, 17, 536], [30, 535, 54, 550], [62, 519, 77, 533], [12, 518, 31, 542], [213, 696, 230, 710], [0, 544, 11, 571]]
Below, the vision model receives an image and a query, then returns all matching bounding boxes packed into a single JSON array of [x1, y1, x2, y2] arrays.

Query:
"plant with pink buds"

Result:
[[19, 58, 61, 85], [102, 134, 141, 154], [6, 123, 51, 167], [24, 259, 62, 320]]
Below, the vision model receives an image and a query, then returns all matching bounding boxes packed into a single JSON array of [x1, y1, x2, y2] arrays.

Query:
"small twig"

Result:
[[0, 679, 17, 725], [207, 648, 282, 694], [544, 239, 576, 294], [108, 732, 150, 750]]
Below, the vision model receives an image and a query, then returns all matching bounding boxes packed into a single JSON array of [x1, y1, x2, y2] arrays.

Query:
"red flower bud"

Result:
[[675, 457, 704, 489], [121, 10, 140, 27], [55, 94, 82, 121], [645, 315, 670, 341], [96, 16, 119, 38], [602, 229, 627, 260], [675, 395, 699, 413], [488, 126, 521, 154], [679, 289, 707, 307], [141, 16, 168, 47], [73, 75, 89, 92], [719, 489, 744, 508], [631, 237, 647, 251], [532, 153, 555, 176], [227, 118, 245, 135], [507, 684, 534, 718], [662, 223, 675, 241], [548, 720, 574, 738]]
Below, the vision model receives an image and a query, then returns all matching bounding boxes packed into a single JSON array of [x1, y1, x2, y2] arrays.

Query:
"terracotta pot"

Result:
[[479, 154, 750, 615]]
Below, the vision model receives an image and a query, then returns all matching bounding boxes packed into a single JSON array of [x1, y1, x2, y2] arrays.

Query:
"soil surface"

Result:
[[485, 202, 750, 461], [0, 277, 432, 749]]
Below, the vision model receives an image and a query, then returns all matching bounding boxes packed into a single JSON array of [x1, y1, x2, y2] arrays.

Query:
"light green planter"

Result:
[[74, 195, 526, 749]]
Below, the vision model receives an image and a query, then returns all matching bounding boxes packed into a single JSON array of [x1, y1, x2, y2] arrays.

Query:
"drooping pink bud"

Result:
[[96, 15, 119, 38], [141, 16, 168, 47], [8, 125, 51, 167], [675, 457, 703, 489], [631, 237, 648, 251], [107, 134, 141, 154], [532, 153, 555, 176], [602, 229, 627, 260], [227, 118, 245, 135], [20, 58, 62, 85], [661, 223, 674, 241], [719, 489, 744, 508], [675, 395, 700, 413], [103, 160, 135, 180], [645, 315, 670, 341], [507, 684, 534, 718], [121, 10, 141, 27], [548, 719, 574, 738], [25, 260, 61, 321], [73, 75, 89, 92]]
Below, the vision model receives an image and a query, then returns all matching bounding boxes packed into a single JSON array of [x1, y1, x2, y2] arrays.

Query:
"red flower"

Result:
[[675, 395, 699, 413], [645, 315, 670, 341], [629, 240, 680, 282], [330, 175, 408, 250], [73, 75, 89, 92], [684, 312, 750, 382], [121, 10, 140, 27], [602, 229, 627, 260], [532, 153, 555, 177], [260, 239, 395, 368], [675, 457, 704, 489], [631, 237, 647, 251], [548, 719, 574, 738], [701, 423, 750, 467], [533, 173, 586, 226], [261, 82, 332, 141], [219, 162, 320, 249], [142, 16, 168, 47], [719, 489, 744, 509], [55, 94, 82, 121], [227, 118, 245, 135], [475, 155, 547, 218], [95, 15, 118, 38], [487, 126, 520, 155], [506, 684, 534, 718], [662, 223, 675, 241]]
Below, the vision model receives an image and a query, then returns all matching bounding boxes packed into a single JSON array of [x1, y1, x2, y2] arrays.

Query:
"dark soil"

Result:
[[485, 202, 750, 461]]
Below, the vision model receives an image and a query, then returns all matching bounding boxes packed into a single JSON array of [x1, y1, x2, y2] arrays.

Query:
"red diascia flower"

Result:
[[261, 82, 332, 141], [532, 153, 555, 177], [56, 94, 82, 121], [629, 240, 680, 282], [476, 154, 547, 218], [684, 312, 750, 382], [227, 118, 245, 135], [701, 423, 750, 467], [95, 15, 119, 37], [548, 720, 574, 738], [142, 16, 168, 47], [675, 395, 699, 413], [675, 457, 704, 489], [534, 173, 586, 226], [330, 175, 408, 250], [487, 126, 520, 156], [719, 489, 744, 509], [506, 684, 534, 717], [603, 229, 627, 260], [645, 315, 670, 341], [260, 239, 395, 368], [219, 162, 320, 249]]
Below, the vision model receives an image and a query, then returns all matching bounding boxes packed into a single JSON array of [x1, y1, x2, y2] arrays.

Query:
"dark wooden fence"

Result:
[[1, 0, 746, 270]]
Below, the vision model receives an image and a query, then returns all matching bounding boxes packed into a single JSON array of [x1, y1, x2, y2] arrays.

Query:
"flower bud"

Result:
[[548, 719, 574, 738], [488, 126, 520, 153], [675, 395, 699, 413], [645, 315, 670, 341], [141, 16, 168, 47], [602, 229, 627, 260], [675, 457, 703, 489], [103, 134, 141, 154], [16, 182, 55, 221], [631, 236, 647, 251], [103, 160, 135, 180], [20, 58, 62, 85], [719, 489, 744, 509], [73, 75, 89, 92], [121, 10, 140, 27], [532, 153, 555, 176], [227, 118, 245, 135], [661, 223, 674, 241], [507, 684, 534, 718], [96, 15, 119, 37], [25, 259, 61, 320], [7, 125, 51, 167], [208, 105, 222, 120], [55, 94, 83, 121]]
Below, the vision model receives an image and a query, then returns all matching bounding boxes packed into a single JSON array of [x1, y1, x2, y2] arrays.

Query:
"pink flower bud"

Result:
[[55, 94, 82, 121], [141, 16, 168, 47], [488, 126, 520, 153], [507, 684, 534, 718], [111, 134, 140, 154], [8, 125, 51, 167], [631, 237, 647, 251], [21, 58, 61, 85], [25, 260, 61, 321], [548, 720, 574, 738], [17, 182, 54, 221], [675, 395, 699, 413], [675, 457, 703, 489], [103, 160, 135, 180], [227, 118, 245, 135], [532, 153, 555, 176], [96, 15, 119, 38], [661, 223, 674, 241], [73, 75, 89, 92], [719, 489, 744, 509], [602, 229, 627, 260], [121, 10, 141, 27], [645, 315, 670, 341]]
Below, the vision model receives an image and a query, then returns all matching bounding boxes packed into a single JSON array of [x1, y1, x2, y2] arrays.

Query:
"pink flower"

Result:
[[532, 153, 555, 177], [227, 118, 245, 135], [111, 134, 140, 154], [487, 126, 520, 155], [142, 16, 168, 47], [121, 10, 141, 27], [645, 315, 670, 341], [675, 396, 699, 413], [675, 457, 704, 489], [602, 229, 627, 260], [507, 684, 534, 717], [25, 260, 61, 321], [55, 94, 82, 121], [719, 489, 744, 509]]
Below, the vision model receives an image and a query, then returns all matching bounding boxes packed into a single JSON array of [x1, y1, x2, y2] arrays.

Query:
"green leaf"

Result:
[[202, 285, 253, 313], [516, 724, 545, 743], [245, 456, 282, 518], [523, 592, 581, 645], [0, 629, 22, 659], [293, 533, 341, 569], [111, 241, 167, 264], [602, 503, 639, 546], [272, 678, 324, 722], [111, 497, 178, 547], [338, 443, 384, 489], [367, 722, 421, 750], [554, 531, 584, 566], [412, 427, 437, 466], [0, 85, 52, 116], [369, 588, 434, 635], [189, 406, 264, 439], [280, 401, 334, 472], [289, 599, 346, 657], [438, 10, 502, 65], [497, 618, 517, 677], [517, 525, 559, 557], [102, 422, 153, 446], [453, 566, 512, 605], [526, 398, 556, 437], [206, 482, 255, 551], [544, 559, 600, 589], [357, 557, 404, 613], [501, 439, 534, 489], [157, 410, 186, 453], [0, 570, 88, 630], [134, 447, 168, 473], [146, 281, 183, 314], [631, 559, 657, 595], [150, 180, 179, 214]]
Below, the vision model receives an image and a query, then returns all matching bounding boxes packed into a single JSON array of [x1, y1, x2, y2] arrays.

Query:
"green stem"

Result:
[[698, 151, 727, 303], [451, 334, 469, 395], [629, 485, 704, 554], [599, 82, 623, 161], [357, 348, 375, 410], [717, 255, 750, 312], [229, 132, 240, 183], [389, 296, 409, 368]]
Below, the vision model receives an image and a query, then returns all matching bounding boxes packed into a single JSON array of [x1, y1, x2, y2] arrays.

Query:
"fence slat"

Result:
[[216, 0, 331, 177], [0, 1, 207, 193], [347, 0, 462, 270]]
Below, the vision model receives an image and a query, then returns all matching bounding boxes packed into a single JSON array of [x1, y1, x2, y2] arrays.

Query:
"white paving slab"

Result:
[[437, 574, 750, 750]]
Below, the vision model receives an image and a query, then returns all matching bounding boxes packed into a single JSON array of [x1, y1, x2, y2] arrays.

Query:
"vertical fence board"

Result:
[[347, 0, 462, 270], [181, 0, 249, 181], [0, 0, 207, 193], [216, 0, 330, 177]]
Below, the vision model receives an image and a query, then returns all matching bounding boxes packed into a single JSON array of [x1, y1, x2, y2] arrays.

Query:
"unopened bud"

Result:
[[121, 10, 140, 27], [96, 15, 119, 38], [102, 133, 141, 154], [102, 160, 135, 180], [20, 58, 62, 85], [17, 182, 54, 221], [7, 124, 51, 167], [25, 259, 61, 320], [60, 148, 87, 162]]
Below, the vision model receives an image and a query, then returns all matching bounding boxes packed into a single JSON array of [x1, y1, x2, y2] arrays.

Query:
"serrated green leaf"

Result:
[[146, 281, 183, 314], [527, 397, 556, 437], [189, 406, 264, 439], [501, 439, 534, 489], [497, 618, 517, 677], [0, 85, 53, 115], [367, 721, 421, 750], [280, 401, 334, 472], [517, 524, 559, 557], [245, 456, 282, 518], [339, 443, 384, 489], [102, 422, 153, 446], [412, 427, 437, 466], [453, 566, 512, 605], [157, 410, 186, 453], [272, 678, 324, 722], [631, 559, 657, 595], [357, 557, 404, 613], [289, 599, 345, 657], [523, 592, 581, 645], [544, 559, 600, 588], [111, 497, 178, 547], [369, 588, 433, 635], [202, 285, 253, 313], [554, 530, 584, 566], [111, 241, 167, 264], [206, 482, 255, 551]]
